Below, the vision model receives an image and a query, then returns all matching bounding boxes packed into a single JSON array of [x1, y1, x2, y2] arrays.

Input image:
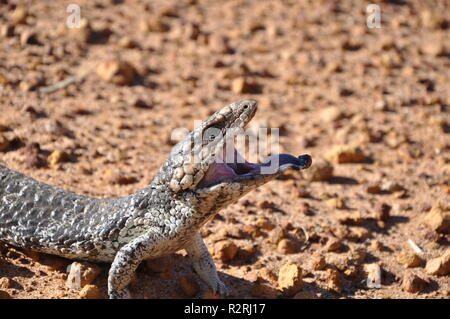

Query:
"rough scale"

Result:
[[0, 100, 311, 298]]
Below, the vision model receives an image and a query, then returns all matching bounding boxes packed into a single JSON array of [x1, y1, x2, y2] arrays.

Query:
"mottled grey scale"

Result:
[[0, 100, 312, 298]]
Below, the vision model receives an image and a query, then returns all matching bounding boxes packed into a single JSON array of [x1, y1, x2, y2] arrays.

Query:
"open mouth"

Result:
[[198, 144, 312, 188]]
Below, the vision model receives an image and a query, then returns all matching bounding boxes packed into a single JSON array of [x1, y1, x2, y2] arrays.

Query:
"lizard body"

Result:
[[0, 100, 311, 298]]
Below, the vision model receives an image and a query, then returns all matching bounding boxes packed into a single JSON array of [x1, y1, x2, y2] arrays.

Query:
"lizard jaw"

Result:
[[198, 146, 312, 188]]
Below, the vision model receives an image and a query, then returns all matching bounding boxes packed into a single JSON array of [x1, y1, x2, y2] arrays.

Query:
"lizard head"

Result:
[[154, 100, 311, 209]]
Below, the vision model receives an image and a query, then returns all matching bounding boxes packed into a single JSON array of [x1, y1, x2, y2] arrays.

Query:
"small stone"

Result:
[[48, 150, 69, 168], [209, 33, 230, 54], [269, 227, 286, 244], [325, 238, 342, 252], [370, 240, 383, 251], [237, 244, 257, 260], [20, 30, 40, 46], [421, 41, 445, 57], [299, 202, 313, 215], [401, 272, 428, 293], [214, 240, 238, 262], [326, 269, 342, 293], [0, 134, 10, 152], [79, 285, 101, 299], [0, 277, 12, 289], [179, 276, 199, 297], [277, 238, 299, 254], [0, 290, 12, 299], [302, 158, 333, 181], [232, 77, 250, 94], [96, 60, 136, 85], [0, 73, 10, 86], [117, 37, 136, 49], [311, 255, 327, 271], [242, 225, 262, 238], [325, 144, 366, 164], [338, 211, 362, 225], [344, 266, 359, 278], [259, 200, 275, 210], [278, 263, 303, 296], [257, 268, 277, 283], [70, 18, 92, 43], [326, 198, 345, 209], [320, 106, 344, 123], [0, 24, 14, 38], [10, 6, 28, 25], [346, 227, 370, 241], [351, 247, 367, 264], [366, 182, 382, 194], [254, 218, 274, 230], [397, 252, 423, 268], [66, 262, 102, 289], [425, 250, 450, 276], [374, 202, 391, 222], [423, 205, 450, 234], [382, 181, 404, 193]]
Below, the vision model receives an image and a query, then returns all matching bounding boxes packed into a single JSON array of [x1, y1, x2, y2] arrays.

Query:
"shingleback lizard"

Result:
[[0, 100, 312, 298]]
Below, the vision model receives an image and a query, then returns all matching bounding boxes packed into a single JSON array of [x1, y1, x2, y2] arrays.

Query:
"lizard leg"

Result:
[[108, 234, 156, 299], [185, 232, 228, 297]]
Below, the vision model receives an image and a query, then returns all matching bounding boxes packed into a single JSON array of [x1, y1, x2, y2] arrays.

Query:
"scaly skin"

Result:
[[0, 100, 311, 298]]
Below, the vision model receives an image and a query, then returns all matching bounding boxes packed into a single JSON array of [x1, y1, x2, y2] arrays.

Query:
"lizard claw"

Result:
[[213, 280, 229, 297]]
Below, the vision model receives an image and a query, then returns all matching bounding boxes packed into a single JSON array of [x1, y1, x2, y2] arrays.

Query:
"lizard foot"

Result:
[[211, 279, 229, 297], [108, 288, 131, 299]]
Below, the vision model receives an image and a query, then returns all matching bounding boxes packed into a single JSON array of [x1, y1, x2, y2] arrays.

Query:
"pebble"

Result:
[[0, 277, 12, 289], [396, 252, 423, 268], [278, 263, 303, 297], [209, 33, 230, 54], [48, 150, 69, 168], [277, 238, 299, 254], [254, 218, 275, 231], [338, 211, 362, 225], [0, 134, 10, 152], [179, 276, 199, 297], [320, 106, 344, 123], [66, 262, 102, 289], [401, 272, 428, 294], [325, 144, 366, 163], [366, 182, 382, 194], [423, 205, 449, 234], [214, 240, 238, 262], [242, 225, 262, 238], [96, 59, 136, 85], [374, 202, 391, 222], [269, 227, 286, 244], [350, 247, 367, 264], [325, 237, 342, 252], [370, 239, 383, 251], [425, 250, 450, 276], [311, 255, 327, 271], [10, 6, 28, 25], [326, 268, 342, 293], [302, 158, 333, 181], [79, 284, 101, 299]]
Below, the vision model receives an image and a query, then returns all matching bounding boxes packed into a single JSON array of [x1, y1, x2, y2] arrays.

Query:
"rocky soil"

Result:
[[0, 0, 449, 299]]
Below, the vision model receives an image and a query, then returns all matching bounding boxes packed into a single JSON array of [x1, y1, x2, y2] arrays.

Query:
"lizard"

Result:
[[0, 100, 312, 298]]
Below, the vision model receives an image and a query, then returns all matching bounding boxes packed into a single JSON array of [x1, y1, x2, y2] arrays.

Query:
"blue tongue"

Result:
[[263, 154, 312, 169]]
